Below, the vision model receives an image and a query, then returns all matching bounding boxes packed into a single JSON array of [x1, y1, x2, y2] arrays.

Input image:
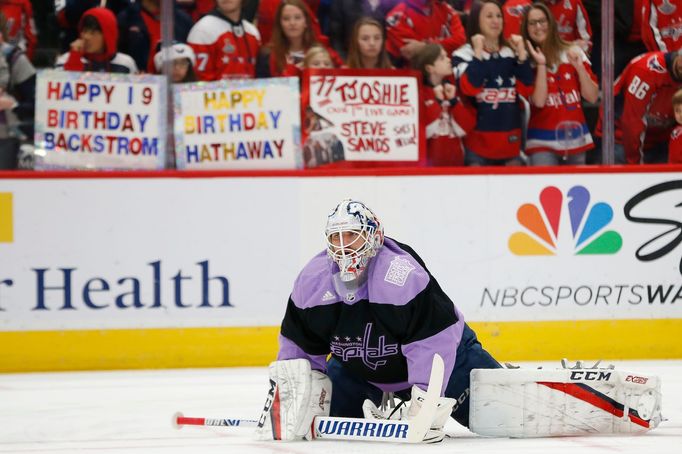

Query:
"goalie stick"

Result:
[[176, 413, 422, 441], [173, 353, 446, 443], [173, 412, 258, 429]]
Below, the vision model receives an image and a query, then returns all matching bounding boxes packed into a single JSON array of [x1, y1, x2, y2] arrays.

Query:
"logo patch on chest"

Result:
[[384, 257, 416, 286]]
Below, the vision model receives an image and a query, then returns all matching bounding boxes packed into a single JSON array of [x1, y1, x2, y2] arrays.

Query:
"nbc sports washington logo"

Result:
[[0, 193, 12, 243], [509, 185, 622, 256]]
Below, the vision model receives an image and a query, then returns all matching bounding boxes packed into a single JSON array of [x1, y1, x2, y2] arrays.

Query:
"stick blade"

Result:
[[407, 353, 445, 443]]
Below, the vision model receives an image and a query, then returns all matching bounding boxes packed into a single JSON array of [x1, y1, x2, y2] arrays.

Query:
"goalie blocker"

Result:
[[469, 365, 662, 437]]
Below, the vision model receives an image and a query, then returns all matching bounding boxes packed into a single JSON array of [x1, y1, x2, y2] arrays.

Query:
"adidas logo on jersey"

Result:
[[322, 291, 336, 302]]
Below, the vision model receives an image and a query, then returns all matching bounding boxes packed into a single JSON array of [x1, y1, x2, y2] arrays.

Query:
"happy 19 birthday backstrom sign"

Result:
[[302, 69, 423, 165], [34, 70, 167, 170]]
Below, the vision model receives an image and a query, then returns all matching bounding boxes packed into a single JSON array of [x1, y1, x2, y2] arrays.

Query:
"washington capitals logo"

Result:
[[647, 55, 667, 74], [505, 4, 529, 17], [658, 0, 677, 15], [330, 323, 399, 370]]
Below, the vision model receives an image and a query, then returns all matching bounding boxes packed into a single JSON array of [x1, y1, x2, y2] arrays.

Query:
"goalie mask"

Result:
[[325, 199, 384, 282]]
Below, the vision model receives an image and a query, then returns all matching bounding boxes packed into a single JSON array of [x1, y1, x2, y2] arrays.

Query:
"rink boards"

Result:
[[0, 168, 681, 371]]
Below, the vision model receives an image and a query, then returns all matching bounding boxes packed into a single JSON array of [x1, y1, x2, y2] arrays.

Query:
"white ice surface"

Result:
[[1, 360, 681, 453]]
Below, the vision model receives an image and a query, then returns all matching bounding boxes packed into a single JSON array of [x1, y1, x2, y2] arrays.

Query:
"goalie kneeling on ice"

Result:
[[469, 367, 662, 437]]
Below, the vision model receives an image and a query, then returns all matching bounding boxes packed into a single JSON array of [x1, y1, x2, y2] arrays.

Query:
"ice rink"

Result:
[[2, 360, 681, 453]]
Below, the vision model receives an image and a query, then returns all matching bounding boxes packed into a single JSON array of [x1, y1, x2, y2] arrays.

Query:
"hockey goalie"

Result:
[[252, 199, 662, 442]]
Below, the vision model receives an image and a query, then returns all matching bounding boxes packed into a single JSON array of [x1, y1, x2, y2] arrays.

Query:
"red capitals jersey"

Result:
[[545, 0, 591, 50], [0, 0, 37, 59], [614, 52, 681, 164], [527, 48, 597, 156], [503, 0, 531, 39], [187, 11, 261, 80], [669, 124, 682, 163], [421, 83, 476, 166], [642, 0, 682, 52], [386, 0, 466, 60]]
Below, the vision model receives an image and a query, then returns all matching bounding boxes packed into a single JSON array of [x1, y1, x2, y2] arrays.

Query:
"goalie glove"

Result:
[[255, 359, 332, 441], [362, 385, 455, 443]]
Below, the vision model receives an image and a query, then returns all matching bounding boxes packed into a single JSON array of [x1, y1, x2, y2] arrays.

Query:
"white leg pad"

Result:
[[469, 367, 662, 437]]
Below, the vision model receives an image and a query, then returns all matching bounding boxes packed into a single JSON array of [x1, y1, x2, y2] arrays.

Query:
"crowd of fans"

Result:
[[0, 0, 682, 169]]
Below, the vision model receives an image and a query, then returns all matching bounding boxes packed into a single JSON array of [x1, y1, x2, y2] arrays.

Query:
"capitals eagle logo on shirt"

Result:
[[506, 5, 529, 17], [647, 55, 667, 74]]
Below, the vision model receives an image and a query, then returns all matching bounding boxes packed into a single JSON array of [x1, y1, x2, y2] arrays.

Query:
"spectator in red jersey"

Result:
[[328, 0, 399, 59], [153, 42, 198, 83], [642, 0, 682, 53], [503, 0, 592, 53], [597, 51, 682, 164], [669, 88, 682, 163], [385, 0, 466, 67], [178, 0, 258, 22], [502, 0, 531, 39], [188, 0, 261, 80], [0, 0, 36, 60], [413, 43, 475, 166], [117, 0, 193, 74], [522, 2, 598, 165], [346, 17, 393, 69], [256, 0, 342, 78], [452, 0, 533, 166], [56, 7, 138, 74]]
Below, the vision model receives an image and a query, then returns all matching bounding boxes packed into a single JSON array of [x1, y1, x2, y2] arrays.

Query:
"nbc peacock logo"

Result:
[[509, 186, 622, 256], [0, 192, 13, 243]]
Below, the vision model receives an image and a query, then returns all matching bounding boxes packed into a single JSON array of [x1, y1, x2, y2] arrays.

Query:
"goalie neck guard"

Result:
[[325, 199, 384, 282]]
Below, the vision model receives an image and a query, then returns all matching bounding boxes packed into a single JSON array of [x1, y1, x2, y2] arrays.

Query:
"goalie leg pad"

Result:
[[255, 359, 332, 441], [469, 367, 662, 438]]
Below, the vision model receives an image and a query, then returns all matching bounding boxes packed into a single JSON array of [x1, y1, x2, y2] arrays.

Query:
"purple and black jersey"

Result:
[[277, 238, 465, 393]]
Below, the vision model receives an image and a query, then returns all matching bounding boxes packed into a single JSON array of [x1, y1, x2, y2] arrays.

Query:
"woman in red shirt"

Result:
[[256, 0, 341, 78], [521, 2, 598, 166]]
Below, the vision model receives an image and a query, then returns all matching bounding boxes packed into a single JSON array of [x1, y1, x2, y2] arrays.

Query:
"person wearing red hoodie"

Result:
[[56, 7, 138, 74]]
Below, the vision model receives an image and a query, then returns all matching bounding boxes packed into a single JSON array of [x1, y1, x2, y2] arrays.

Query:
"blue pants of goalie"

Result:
[[326, 323, 501, 428]]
